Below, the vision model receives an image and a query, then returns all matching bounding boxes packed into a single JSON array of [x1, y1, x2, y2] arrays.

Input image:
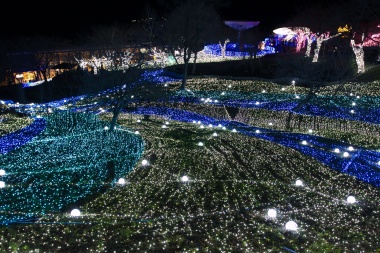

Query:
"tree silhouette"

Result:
[[157, 0, 222, 90]]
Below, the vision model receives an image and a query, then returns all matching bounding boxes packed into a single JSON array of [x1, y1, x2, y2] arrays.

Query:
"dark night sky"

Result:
[[0, 0, 312, 41]]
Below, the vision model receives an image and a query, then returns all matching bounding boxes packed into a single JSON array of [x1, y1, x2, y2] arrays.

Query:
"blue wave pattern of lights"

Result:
[[203, 43, 273, 57], [173, 90, 380, 124], [0, 112, 144, 225], [0, 117, 46, 155], [128, 106, 380, 188]]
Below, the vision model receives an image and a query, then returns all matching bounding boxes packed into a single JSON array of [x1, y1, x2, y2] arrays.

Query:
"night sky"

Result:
[[0, 0, 311, 40]]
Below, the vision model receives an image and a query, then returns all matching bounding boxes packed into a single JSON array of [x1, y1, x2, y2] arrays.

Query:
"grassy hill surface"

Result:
[[1, 62, 380, 252]]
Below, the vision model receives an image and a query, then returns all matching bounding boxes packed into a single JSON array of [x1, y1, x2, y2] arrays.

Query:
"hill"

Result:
[[165, 55, 380, 83]]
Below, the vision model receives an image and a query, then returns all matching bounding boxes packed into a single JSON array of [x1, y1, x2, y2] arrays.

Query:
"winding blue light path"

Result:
[[0, 117, 46, 155], [128, 106, 380, 188]]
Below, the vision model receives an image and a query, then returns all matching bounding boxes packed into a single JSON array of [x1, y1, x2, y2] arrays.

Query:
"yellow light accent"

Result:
[[338, 24, 351, 34]]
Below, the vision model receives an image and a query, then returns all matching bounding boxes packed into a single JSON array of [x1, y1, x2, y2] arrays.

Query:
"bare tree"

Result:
[[11, 35, 72, 82], [82, 66, 170, 131], [158, 0, 222, 90], [140, 3, 160, 48], [75, 22, 170, 131], [273, 46, 355, 129], [4, 35, 73, 102]]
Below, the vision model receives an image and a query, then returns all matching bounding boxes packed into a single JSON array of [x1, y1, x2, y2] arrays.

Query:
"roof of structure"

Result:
[[224, 21, 260, 31]]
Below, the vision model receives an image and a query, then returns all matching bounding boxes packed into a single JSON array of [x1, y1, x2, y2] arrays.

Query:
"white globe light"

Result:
[[213, 132, 218, 137], [285, 221, 298, 231], [134, 131, 140, 135], [255, 130, 260, 133], [308, 129, 313, 133], [343, 152, 349, 157], [0, 181, 5, 188], [198, 142, 204, 146], [347, 196, 356, 204], [267, 209, 277, 218], [334, 148, 340, 153], [295, 179, 303, 186], [141, 159, 148, 166], [348, 146, 354, 151], [70, 209, 81, 217], [0, 169, 5, 176], [301, 140, 307, 145], [232, 129, 237, 132], [181, 176, 189, 182], [118, 178, 126, 185]]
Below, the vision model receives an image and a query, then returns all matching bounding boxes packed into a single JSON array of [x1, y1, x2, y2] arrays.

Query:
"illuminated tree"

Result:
[[331, 0, 380, 72]]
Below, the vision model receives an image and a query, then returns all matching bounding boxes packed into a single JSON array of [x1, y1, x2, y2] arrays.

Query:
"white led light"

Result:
[[117, 178, 126, 185], [347, 196, 356, 204], [181, 176, 189, 182], [267, 209, 277, 218], [70, 209, 81, 217], [285, 221, 298, 231]]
